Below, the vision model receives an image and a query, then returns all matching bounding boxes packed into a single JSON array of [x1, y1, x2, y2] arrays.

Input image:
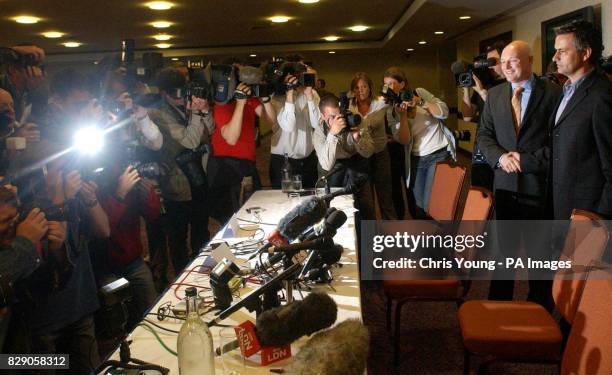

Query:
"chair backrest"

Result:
[[552, 210, 610, 324], [561, 263, 612, 375], [427, 161, 466, 221], [460, 187, 494, 221]]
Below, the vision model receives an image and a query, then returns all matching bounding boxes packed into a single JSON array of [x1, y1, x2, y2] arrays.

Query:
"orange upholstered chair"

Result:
[[383, 182, 490, 365], [458, 210, 610, 374], [560, 262, 612, 375]]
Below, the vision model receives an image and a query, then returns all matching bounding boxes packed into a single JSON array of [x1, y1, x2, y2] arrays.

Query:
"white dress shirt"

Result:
[[271, 91, 320, 159]]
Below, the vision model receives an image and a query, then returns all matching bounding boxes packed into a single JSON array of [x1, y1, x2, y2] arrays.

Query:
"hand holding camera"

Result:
[[187, 96, 210, 114], [234, 83, 251, 102], [80, 181, 99, 207], [47, 221, 67, 251], [64, 170, 83, 200], [16, 208, 48, 244], [116, 166, 141, 201], [328, 115, 347, 135], [284, 74, 299, 91]]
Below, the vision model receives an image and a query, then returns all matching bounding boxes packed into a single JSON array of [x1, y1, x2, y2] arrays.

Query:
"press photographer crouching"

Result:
[[314, 94, 374, 219], [208, 64, 276, 224], [5, 139, 110, 375], [148, 67, 212, 273]]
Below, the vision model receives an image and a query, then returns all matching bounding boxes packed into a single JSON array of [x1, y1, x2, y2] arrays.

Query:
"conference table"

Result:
[[108, 190, 362, 374]]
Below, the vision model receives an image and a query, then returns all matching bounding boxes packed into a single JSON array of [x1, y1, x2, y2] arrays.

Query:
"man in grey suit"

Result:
[[478, 41, 562, 307], [550, 21, 612, 220]]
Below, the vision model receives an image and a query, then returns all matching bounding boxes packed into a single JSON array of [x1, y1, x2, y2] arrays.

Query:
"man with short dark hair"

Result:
[[550, 21, 612, 219]]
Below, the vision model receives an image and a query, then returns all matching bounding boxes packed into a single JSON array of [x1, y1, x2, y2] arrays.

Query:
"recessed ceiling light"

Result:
[[153, 34, 172, 41], [156, 43, 171, 49], [63, 42, 81, 48], [249, 54, 257, 57], [93, 61, 99, 64], [13, 16, 40, 24], [323, 36, 340, 42], [269, 16, 290, 23], [171, 57, 179, 61], [434, 31, 444, 35], [146, 1, 173, 10], [459, 16, 471, 20], [349, 25, 369, 32], [418, 40, 427, 45], [329, 51, 336, 54], [150, 21, 172, 28], [42, 31, 64, 38], [299, 0, 319, 3], [406, 48, 414, 52]]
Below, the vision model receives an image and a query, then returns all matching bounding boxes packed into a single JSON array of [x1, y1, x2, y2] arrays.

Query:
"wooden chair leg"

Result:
[[386, 296, 393, 332], [393, 300, 407, 366], [463, 348, 470, 375]]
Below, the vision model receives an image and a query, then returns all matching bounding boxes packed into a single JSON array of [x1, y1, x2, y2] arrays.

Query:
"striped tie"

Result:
[[511, 86, 524, 134]]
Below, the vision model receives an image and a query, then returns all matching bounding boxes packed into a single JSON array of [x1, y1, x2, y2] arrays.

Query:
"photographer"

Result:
[[382, 67, 412, 219], [400, 80, 455, 219], [270, 63, 320, 189], [7, 138, 110, 374], [348, 72, 396, 219], [0, 45, 47, 126], [96, 165, 160, 329], [313, 94, 374, 219], [460, 41, 507, 191], [209, 79, 276, 223], [148, 67, 212, 273], [0, 185, 48, 352]]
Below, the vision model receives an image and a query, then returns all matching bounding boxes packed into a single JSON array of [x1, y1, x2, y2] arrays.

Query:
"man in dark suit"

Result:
[[551, 21, 612, 220], [478, 40, 562, 308]]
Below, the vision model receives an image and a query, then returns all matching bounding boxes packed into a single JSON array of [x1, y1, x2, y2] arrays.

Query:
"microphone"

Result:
[[238, 66, 264, 85], [270, 237, 334, 253], [299, 244, 344, 282], [451, 60, 470, 75], [214, 292, 338, 355], [284, 319, 369, 375], [248, 197, 328, 260], [298, 208, 342, 242]]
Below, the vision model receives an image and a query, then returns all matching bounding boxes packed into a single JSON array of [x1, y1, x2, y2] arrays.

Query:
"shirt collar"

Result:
[[564, 68, 594, 91], [511, 74, 535, 92]]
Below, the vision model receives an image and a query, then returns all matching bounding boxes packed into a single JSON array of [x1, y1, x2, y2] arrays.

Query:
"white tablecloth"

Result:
[[108, 190, 362, 374]]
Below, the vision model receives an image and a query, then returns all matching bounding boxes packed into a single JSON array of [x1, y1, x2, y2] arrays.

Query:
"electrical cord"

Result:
[[137, 323, 178, 356], [142, 318, 180, 334]]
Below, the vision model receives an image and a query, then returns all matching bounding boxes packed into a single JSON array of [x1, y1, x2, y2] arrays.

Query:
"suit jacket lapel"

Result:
[[519, 77, 544, 136], [553, 73, 596, 128], [500, 82, 517, 143]]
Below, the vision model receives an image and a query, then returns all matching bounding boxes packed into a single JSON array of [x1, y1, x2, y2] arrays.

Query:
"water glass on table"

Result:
[[219, 327, 246, 375]]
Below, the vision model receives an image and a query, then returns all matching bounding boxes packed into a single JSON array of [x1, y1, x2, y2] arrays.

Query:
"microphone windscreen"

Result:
[[255, 292, 338, 347], [451, 60, 469, 75], [326, 210, 347, 230], [239, 66, 263, 85], [285, 319, 369, 375], [278, 197, 327, 240]]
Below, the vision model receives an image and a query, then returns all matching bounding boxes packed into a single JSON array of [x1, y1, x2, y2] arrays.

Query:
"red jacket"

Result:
[[98, 187, 160, 268]]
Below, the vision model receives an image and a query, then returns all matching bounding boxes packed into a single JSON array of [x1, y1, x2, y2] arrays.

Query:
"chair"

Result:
[[458, 210, 610, 374], [560, 261, 612, 375], [383, 180, 490, 366]]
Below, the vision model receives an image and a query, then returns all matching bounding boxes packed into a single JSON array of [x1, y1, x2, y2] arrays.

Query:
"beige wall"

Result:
[[457, 0, 610, 75]]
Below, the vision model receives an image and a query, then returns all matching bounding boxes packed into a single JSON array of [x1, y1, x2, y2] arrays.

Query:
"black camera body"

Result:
[[452, 56, 496, 88], [261, 60, 316, 94], [249, 82, 275, 98], [123, 143, 161, 180], [0, 47, 39, 68], [338, 93, 362, 129], [184, 83, 209, 103], [452, 129, 471, 142], [381, 85, 414, 105]]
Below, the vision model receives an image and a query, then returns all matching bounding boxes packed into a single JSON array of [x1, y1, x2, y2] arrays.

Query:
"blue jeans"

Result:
[[409, 148, 450, 218]]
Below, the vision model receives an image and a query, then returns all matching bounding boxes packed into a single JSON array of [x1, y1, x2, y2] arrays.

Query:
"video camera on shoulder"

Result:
[[261, 59, 316, 93], [338, 92, 361, 129], [451, 55, 496, 88], [380, 84, 414, 105]]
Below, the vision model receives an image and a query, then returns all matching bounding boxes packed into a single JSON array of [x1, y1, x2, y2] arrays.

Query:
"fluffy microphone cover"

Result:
[[285, 319, 369, 375], [238, 66, 264, 85], [278, 197, 328, 240], [255, 292, 338, 347]]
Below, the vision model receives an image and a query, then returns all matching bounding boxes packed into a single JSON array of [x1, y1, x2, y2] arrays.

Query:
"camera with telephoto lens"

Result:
[[380, 84, 414, 105], [338, 92, 362, 129], [184, 83, 208, 103], [123, 143, 160, 179], [451, 55, 496, 88]]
